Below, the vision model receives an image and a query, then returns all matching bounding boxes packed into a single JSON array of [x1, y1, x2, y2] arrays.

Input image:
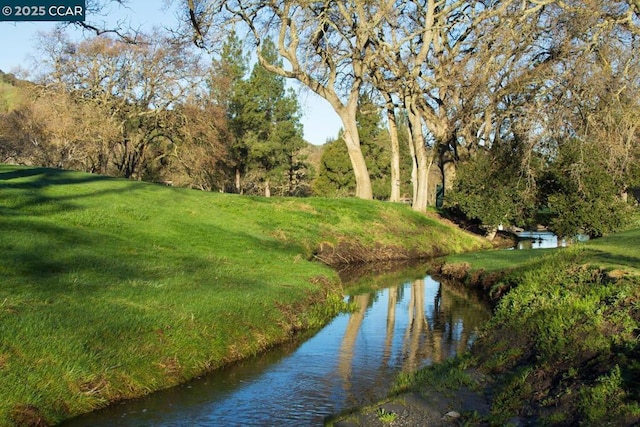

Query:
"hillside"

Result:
[[0, 71, 23, 112], [0, 164, 487, 426]]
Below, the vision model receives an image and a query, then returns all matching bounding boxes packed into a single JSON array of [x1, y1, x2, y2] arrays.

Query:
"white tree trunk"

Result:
[[386, 106, 401, 202], [406, 122, 418, 205], [340, 112, 373, 200], [406, 101, 431, 212], [235, 168, 242, 194]]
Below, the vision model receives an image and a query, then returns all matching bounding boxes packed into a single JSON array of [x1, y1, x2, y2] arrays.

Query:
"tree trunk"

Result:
[[406, 100, 430, 212], [443, 160, 457, 193], [386, 105, 401, 203], [439, 135, 458, 197], [264, 178, 271, 197], [340, 113, 373, 200], [414, 144, 432, 213], [406, 118, 418, 205], [235, 168, 242, 194]]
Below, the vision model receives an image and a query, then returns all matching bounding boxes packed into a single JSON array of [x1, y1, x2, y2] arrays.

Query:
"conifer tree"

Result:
[[232, 39, 307, 196]]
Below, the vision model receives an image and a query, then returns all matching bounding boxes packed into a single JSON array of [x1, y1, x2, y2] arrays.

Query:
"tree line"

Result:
[[1, 0, 639, 239], [0, 32, 317, 196], [182, 0, 639, 237]]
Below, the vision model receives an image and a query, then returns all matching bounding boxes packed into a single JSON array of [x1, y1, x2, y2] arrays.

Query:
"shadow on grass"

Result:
[[0, 165, 144, 217], [0, 166, 187, 292], [581, 249, 640, 271], [0, 166, 313, 292], [0, 219, 159, 294], [0, 165, 113, 186]]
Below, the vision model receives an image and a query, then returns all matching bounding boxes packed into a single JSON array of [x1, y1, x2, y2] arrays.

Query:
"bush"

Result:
[[543, 139, 634, 238]]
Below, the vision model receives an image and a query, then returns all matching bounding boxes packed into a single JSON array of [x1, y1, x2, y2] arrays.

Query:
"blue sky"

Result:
[[0, 1, 340, 145]]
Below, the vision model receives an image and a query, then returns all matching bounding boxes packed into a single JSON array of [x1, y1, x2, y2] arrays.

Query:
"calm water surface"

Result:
[[514, 230, 589, 250], [62, 273, 491, 427]]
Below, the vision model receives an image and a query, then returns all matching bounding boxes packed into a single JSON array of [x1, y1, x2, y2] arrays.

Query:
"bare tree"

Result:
[[0, 85, 119, 170], [381, 91, 402, 202], [180, 0, 407, 200], [368, 0, 594, 212], [36, 31, 206, 179], [447, 0, 639, 237], [365, 0, 512, 211], [534, 0, 640, 194], [166, 99, 230, 190], [83, 0, 636, 209]]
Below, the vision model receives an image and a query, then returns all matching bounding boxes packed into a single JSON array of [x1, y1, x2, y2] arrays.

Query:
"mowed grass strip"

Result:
[[0, 164, 486, 426], [444, 225, 640, 278]]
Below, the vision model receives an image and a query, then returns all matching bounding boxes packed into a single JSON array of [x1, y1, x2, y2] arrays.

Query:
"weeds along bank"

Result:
[[340, 226, 640, 426], [469, 245, 640, 425], [0, 164, 488, 426]]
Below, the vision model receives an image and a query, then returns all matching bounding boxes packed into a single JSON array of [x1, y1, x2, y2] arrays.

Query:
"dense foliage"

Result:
[[0, 34, 312, 196]]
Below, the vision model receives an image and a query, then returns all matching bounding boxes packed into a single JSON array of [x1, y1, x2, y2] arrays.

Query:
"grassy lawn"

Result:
[[445, 246, 557, 273], [0, 164, 487, 426], [446, 227, 640, 277]]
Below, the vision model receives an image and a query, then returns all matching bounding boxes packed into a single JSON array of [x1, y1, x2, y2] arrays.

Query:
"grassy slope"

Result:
[[0, 81, 22, 111], [0, 164, 487, 426], [396, 225, 640, 425]]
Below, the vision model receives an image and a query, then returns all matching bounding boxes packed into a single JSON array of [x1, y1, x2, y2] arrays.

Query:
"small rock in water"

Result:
[[443, 411, 460, 419]]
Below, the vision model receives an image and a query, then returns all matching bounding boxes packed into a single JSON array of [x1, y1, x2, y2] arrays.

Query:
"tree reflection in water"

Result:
[[338, 274, 490, 403]]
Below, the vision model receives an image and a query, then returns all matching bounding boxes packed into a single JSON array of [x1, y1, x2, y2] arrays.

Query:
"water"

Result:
[[515, 231, 563, 249], [62, 273, 491, 427], [514, 230, 589, 250]]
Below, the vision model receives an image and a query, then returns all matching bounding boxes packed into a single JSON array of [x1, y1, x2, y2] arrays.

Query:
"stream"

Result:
[[62, 270, 492, 426]]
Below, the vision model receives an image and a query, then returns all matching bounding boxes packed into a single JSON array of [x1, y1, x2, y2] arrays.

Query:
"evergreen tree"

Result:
[[214, 30, 249, 193], [312, 135, 356, 197], [239, 39, 308, 196], [447, 146, 535, 239], [542, 139, 634, 238]]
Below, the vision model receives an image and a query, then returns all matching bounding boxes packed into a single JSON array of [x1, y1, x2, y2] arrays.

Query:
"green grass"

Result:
[[0, 81, 22, 112], [375, 407, 398, 423], [0, 164, 487, 426], [445, 224, 640, 277], [393, 354, 477, 394], [421, 223, 640, 425], [444, 247, 556, 273]]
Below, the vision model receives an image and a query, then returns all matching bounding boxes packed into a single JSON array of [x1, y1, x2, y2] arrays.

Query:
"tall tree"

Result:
[[166, 98, 230, 191], [214, 29, 249, 193], [357, 94, 392, 200], [447, 0, 640, 238], [313, 93, 410, 199], [181, 0, 400, 199], [227, 39, 307, 197], [37, 31, 206, 180], [0, 85, 119, 171]]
